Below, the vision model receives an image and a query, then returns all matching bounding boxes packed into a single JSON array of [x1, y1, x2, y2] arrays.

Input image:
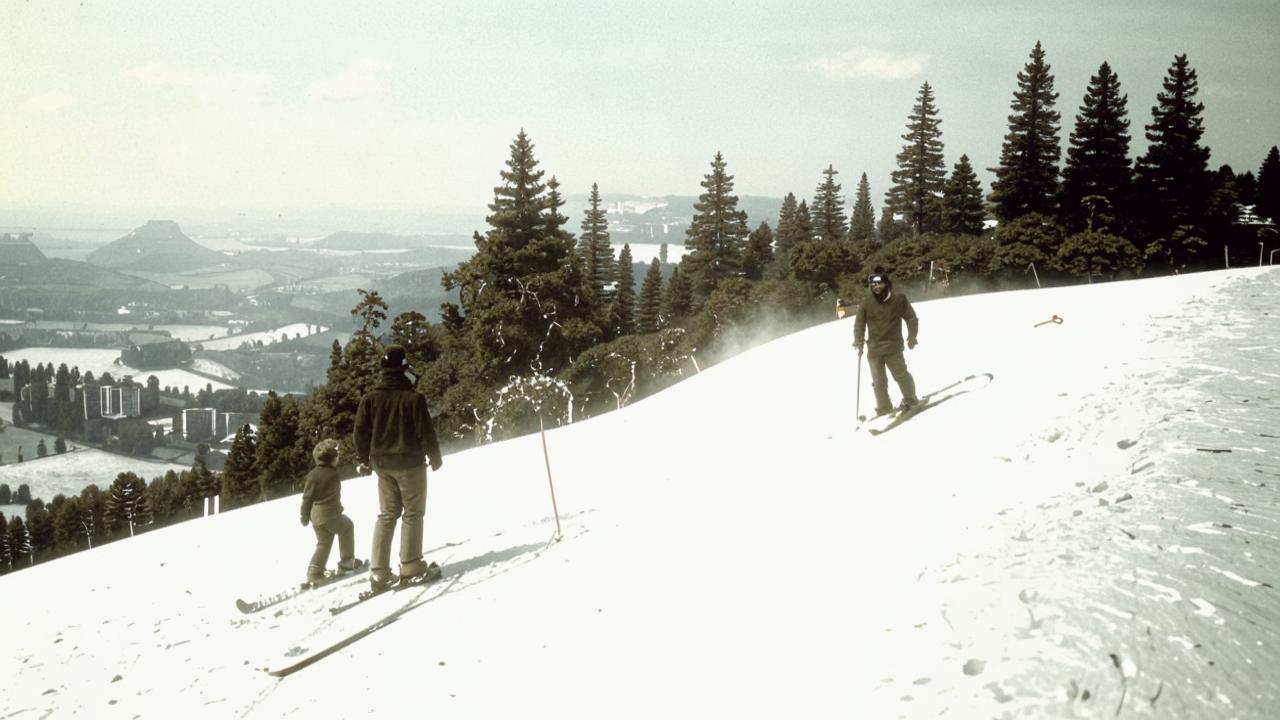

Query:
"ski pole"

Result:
[[855, 348, 864, 423], [538, 413, 563, 541]]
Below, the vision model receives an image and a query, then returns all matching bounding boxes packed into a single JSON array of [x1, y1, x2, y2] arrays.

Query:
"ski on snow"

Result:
[[264, 566, 460, 678], [329, 562, 443, 616], [860, 372, 993, 436], [236, 560, 371, 614]]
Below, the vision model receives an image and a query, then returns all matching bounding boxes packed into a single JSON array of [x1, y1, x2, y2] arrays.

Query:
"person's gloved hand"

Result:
[[357, 463, 372, 476], [430, 457, 443, 472], [300, 515, 309, 527], [853, 344, 864, 356], [907, 338, 918, 350]]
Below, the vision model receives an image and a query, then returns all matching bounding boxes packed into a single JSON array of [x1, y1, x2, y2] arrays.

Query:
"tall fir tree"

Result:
[[254, 392, 306, 499], [811, 166, 849, 242], [610, 243, 636, 336], [635, 259, 665, 334], [220, 425, 258, 509], [576, 183, 616, 300], [849, 173, 876, 243], [1061, 61, 1132, 234], [682, 152, 750, 303], [104, 472, 151, 538], [742, 222, 774, 281], [1256, 146, 1280, 223], [941, 154, 987, 235], [1134, 54, 1213, 262], [442, 130, 597, 384], [661, 265, 693, 325], [0, 514, 10, 570], [793, 200, 814, 244], [990, 41, 1062, 222], [771, 193, 802, 275], [886, 81, 947, 235]]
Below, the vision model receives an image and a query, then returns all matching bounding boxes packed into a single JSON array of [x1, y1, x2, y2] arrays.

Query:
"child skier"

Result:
[[300, 438, 362, 586]]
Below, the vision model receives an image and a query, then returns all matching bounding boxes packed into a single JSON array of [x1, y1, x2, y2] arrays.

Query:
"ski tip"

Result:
[[235, 599, 254, 613]]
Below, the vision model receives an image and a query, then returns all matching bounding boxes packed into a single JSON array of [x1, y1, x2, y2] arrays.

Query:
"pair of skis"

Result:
[[235, 560, 371, 614], [265, 565, 457, 678], [858, 372, 994, 435]]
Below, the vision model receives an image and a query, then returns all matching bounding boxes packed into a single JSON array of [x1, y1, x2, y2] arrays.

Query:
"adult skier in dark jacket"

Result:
[[852, 270, 919, 416], [354, 344, 443, 591]]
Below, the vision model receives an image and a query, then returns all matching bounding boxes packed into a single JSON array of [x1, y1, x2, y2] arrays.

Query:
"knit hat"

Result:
[[868, 272, 890, 286], [312, 438, 339, 465], [380, 344, 408, 370]]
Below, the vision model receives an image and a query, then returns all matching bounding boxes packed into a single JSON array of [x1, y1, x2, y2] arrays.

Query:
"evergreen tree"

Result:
[[104, 473, 151, 537], [811, 165, 849, 242], [255, 392, 306, 499], [9, 516, 32, 566], [0, 514, 10, 570], [682, 152, 750, 303], [442, 130, 598, 388], [1134, 54, 1213, 266], [1061, 61, 1132, 234], [878, 205, 907, 244], [771, 193, 802, 274], [941, 154, 987, 235], [24, 499, 53, 560], [742, 222, 774, 281], [849, 173, 875, 243], [636, 259, 665, 334], [990, 41, 1062, 222], [1235, 169, 1258, 208], [52, 495, 85, 552], [662, 265, 693, 325], [37, 439, 48, 457], [221, 424, 259, 508], [886, 81, 947, 235], [1257, 146, 1280, 223], [576, 183, 616, 299], [610, 244, 637, 336], [389, 310, 438, 370], [54, 436, 67, 454], [793, 200, 814, 244], [78, 485, 107, 544]]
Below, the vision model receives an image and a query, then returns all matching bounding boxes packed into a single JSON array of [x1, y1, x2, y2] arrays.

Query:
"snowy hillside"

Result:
[[1, 267, 1277, 719]]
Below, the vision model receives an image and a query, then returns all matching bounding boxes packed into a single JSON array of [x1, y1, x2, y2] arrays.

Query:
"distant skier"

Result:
[[853, 270, 920, 416], [300, 438, 360, 586], [354, 344, 444, 593]]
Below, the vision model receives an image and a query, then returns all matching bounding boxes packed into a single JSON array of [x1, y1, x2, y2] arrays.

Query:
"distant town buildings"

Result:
[[175, 407, 253, 443], [81, 382, 142, 420]]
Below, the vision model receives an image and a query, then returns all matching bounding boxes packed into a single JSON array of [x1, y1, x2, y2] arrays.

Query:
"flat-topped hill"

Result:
[[86, 220, 226, 272]]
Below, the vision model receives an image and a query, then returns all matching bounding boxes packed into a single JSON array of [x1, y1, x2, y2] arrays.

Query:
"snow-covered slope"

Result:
[[2, 267, 1277, 719]]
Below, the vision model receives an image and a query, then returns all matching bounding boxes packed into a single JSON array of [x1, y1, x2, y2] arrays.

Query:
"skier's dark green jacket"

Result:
[[354, 369, 442, 471], [853, 289, 918, 357]]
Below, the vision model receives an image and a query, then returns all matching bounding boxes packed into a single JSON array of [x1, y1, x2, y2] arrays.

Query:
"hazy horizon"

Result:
[[4, 1, 1278, 235]]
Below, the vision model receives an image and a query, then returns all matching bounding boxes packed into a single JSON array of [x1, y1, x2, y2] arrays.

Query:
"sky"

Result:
[[4, 1, 1279, 232], [1, 265, 1277, 717]]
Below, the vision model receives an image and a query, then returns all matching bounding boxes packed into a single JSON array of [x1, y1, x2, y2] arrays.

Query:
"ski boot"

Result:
[[303, 566, 327, 588], [368, 570, 399, 596], [336, 557, 367, 576], [400, 561, 443, 587]]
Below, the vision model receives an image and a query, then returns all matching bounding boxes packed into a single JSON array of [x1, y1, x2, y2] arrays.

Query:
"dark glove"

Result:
[[907, 338, 918, 350], [853, 344, 864, 356], [300, 515, 309, 527], [430, 457, 443, 472]]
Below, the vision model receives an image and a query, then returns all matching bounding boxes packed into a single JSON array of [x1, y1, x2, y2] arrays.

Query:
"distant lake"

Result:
[[2, 346, 233, 391]]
